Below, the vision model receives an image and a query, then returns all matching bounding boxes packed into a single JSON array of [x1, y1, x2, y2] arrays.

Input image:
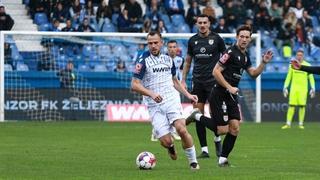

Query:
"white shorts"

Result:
[[148, 98, 184, 139]]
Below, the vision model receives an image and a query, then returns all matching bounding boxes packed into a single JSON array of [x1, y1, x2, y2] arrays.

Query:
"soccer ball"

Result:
[[136, 151, 156, 170]]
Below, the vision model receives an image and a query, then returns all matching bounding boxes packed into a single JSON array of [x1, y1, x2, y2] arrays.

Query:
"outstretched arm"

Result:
[[246, 50, 273, 78], [291, 59, 320, 75]]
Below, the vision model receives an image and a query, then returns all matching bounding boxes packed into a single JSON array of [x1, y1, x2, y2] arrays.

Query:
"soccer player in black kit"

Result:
[[186, 25, 273, 166], [182, 14, 226, 158]]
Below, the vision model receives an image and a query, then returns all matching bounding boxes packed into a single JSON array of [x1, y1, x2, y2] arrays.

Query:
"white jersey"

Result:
[[172, 56, 184, 81], [133, 51, 179, 106]]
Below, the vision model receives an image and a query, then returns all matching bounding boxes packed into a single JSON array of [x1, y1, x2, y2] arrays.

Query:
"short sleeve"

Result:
[[187, 38, 193, 56], [133, 57, 146, 80], [171, 60, 177, 77], [218, 49, 232, 67]]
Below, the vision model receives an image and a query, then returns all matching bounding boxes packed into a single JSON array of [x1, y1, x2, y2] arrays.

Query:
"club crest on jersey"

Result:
[[220, 53, 230, 64], [200, 47, 206, 53], [209, 39, 214, 45], [135, 63, 142, 73]]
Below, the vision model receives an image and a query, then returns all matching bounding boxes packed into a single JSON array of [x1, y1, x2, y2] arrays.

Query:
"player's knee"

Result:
[[159, 134, 173, 147], [229, 125, 240, 135], [176, 127, 188, 138]]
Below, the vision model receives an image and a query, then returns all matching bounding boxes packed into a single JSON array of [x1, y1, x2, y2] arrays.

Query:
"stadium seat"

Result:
[[177, 24, 190, 33], [82, 45, 96, 57], [4, 64, 13, 71], [171, 14, 185, 26], [112, 44, 127, 57], [34, 13, 48, 25], [160, 14, 171, 26], [98, 45, 111, 58], [38, 23, 51, 31], [93, 64, 108, 72], [102, 23, 116, 32], [112, 14, 119, 26], [78, 64, 90, 72], [16, 63, 29, 71]]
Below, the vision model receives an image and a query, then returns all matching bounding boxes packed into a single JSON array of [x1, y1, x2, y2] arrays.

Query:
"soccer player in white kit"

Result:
[[131, 31, 200, 170], [150, 40, 184, 141]]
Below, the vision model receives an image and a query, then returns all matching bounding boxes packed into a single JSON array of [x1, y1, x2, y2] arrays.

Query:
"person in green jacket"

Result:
[[282, 49, 315, 129]]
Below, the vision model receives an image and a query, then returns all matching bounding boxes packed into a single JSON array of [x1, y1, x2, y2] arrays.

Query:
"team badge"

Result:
[[135, 63, 142, 73], [220, 53, 230, 64], [209, 39, 214, 45]]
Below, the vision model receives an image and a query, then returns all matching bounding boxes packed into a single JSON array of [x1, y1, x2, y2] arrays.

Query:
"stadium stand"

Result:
[[2, 0, 320, 74]]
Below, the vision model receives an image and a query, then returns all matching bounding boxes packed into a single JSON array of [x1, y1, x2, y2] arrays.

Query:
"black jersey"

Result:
[[218, 45, 252, 87], [187, 32, 226, 83]]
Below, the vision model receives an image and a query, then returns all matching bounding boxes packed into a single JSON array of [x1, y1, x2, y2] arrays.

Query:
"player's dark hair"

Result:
[[167, 40, 177, 45], [196, 14, 212, 24], [147, 31, 162, 39], [236, 25, 252, 36]]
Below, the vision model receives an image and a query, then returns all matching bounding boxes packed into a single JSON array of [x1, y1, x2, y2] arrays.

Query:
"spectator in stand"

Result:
[[125, 0, 143, 25], [118, 8, 133, 32], [4, 43, 13, 69], [289, 1, 304, 20], [233, 1, 246, 25], [145, 0, 165, 17], [186, 1, 201, 29], [301, 10, 313, 32], [50, 19, 61, 31], [254, 0, 271, 32], [202, 1, 216, 22], [156, 19, 168, 33], [282, 0, 292, 17], [85, 0, 95, 17], [274, 23, 295, 58], [211, 0, 223, 19], [29, 0, 51, 19], [109, 0, 125, 14], [213, 17, 230, 33], [0, 6, 14, 31], [295, 21, 309, 50], [146, 5, 161, 30], [164, 0, 185, 16], [223, 0, 238, 30], [77, 17, 95, 32], [283, 11, 297, 31], [96, 0, 112, 23], [62, 19, 76, 32], [244, 17, 257, 33], [114, 60, 127, 73], [69, 0, 82, 23], [52, 2, 70, 22], [142, 19, 152, 33], [268, 1, 283, 32]]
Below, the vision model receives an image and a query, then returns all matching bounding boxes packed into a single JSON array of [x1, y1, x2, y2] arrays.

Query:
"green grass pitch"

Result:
[[0, 121, 319, 180]]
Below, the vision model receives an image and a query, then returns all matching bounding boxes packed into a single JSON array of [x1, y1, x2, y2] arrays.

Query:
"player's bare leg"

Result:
[[159, 134, 177, 160], [174, 119, 200, 170]]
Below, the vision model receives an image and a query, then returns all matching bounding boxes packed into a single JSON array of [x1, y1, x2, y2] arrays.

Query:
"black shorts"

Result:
[[191, 81, 215, 103], [209, 86, 241, 126]]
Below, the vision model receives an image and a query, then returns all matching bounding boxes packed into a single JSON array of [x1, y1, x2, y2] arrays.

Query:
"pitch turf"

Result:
[[0, 121, 319, 180]]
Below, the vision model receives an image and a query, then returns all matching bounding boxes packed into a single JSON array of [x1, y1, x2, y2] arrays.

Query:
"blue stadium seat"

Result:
[[38, 23, 51, 31], [177, 24, 190, 33], [101, 23, 116, 32], [98, 45, 111, 57], [78, 64, 90, 72], [112, 44, 127, 57], [171, 14, 185, 26], [34, 13, 48, 25], [93, 64, 108, 72], [112, 14, 119, 25], [82, 45, 96, 57], [16, 63, 29, 71], [4, 64, 13, 71], [160, 14, 171, 26]]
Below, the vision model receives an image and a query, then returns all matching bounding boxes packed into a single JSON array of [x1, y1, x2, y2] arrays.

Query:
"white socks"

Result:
[[195, 113, 202, 121], [185, 145, 198, 164]]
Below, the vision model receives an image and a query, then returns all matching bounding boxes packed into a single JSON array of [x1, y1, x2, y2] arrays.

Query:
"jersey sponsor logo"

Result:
[[200, 47, 206, 53], [220, 53, 230, 64], [209, 39, 214, 45], [135, 63, 143, 73], [152, 67, 171, 73]]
